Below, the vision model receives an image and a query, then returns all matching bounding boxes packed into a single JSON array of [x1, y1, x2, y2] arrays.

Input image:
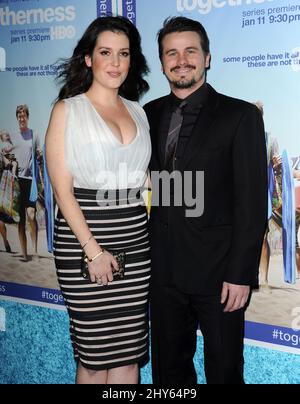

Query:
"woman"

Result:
[[45, 16, 151, 384]]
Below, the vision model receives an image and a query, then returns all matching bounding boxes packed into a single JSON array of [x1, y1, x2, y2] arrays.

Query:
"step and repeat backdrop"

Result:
[[0, 0, 299, 353]]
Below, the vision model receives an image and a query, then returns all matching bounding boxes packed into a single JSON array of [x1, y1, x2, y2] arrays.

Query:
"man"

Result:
[[13, 105, 42, 261], [144, 17, 268, 384]]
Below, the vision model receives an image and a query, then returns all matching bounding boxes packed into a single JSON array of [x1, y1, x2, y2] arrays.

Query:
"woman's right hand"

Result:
[[88, 250, 119, 286]]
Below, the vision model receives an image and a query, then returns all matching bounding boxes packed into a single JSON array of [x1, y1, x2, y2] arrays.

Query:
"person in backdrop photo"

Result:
[[0, 140, 12, 251], [292, 156, 300, 278], [45, 16, 151, 384], [144, 17, 268, 384], [0, 130, 16, 253], [255, 102, 298, 288], [12, 105, 42, 261], [0, 219, 11, 253], [0, 130, 18, 177], [254, 101, 282, 291]]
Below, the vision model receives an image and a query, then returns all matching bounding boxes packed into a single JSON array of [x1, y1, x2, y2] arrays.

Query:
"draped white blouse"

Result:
[[64, 94, 151, 190]]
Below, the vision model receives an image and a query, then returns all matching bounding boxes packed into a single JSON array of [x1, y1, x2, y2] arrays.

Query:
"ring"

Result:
[[96, 277, 102, 286]]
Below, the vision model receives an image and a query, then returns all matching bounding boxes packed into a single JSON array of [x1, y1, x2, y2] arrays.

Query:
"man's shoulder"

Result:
[[211, 87, 259, 115], [143, 95, 168, 115], [13, 128, 35, 143], [216, 90, 257, 114]]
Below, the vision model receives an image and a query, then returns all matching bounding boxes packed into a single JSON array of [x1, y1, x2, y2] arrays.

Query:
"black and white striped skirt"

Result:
[[53, 188, 151, 371]]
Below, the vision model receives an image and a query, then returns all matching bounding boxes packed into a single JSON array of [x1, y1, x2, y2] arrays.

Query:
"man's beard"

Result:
[[166, 66, 206, 89], [170, 77, 197, 89]]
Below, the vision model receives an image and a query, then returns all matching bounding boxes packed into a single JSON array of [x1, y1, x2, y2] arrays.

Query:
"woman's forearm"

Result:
[[54, 189, 102, 258]]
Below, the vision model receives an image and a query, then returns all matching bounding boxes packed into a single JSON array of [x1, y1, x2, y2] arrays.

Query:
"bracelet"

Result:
[[86, 250, 104, 263], [81, 235, 93, 249]]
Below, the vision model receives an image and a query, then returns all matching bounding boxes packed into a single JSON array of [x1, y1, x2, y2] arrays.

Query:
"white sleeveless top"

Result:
[[64, 94, 151, 190]]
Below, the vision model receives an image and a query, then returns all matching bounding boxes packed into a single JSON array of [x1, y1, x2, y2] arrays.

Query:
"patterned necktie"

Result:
[[165, 100, 187, 171]]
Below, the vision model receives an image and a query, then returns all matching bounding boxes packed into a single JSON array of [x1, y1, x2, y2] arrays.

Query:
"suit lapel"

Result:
[[178, 85, 220, 171]]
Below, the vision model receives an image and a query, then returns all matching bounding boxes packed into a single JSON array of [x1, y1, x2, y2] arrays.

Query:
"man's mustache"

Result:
[[170, 65, 196, 73]]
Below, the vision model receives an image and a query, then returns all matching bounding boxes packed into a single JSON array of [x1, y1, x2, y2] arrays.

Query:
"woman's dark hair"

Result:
[[157, 16, 210, 61], [56, 16, 149, 101]]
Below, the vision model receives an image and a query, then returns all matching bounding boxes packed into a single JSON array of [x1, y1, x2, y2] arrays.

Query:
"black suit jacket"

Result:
[[144, 84, 268, 294]]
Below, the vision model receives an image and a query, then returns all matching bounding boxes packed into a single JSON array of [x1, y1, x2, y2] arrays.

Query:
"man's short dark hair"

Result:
[[16, 104, 29, 118], [157, 16, 210, 60]]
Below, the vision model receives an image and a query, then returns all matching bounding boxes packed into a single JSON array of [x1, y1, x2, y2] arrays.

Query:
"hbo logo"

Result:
[[50, 25, 76, 40]]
